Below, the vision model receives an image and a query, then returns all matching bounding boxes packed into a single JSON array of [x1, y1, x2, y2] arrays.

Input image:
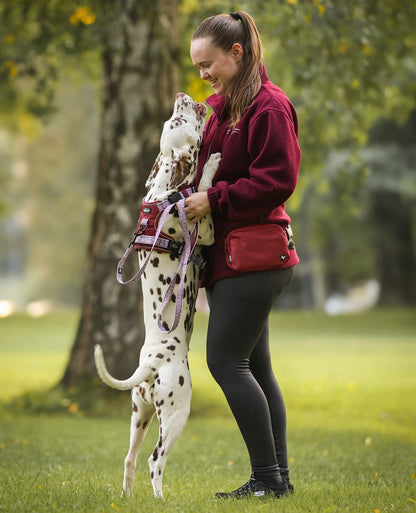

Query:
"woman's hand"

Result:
[[184, 191, 211, 223]]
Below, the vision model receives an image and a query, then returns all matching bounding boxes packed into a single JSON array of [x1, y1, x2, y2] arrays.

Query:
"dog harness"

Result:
[[132, 186, 204, 268], [116, 187, 206, 333]]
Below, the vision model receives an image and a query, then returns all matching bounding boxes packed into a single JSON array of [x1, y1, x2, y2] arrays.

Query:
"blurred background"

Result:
[[0, 1, 415, 380]]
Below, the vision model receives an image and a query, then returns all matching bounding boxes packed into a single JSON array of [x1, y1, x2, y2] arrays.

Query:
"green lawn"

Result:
[[0, 309, 415, 512]]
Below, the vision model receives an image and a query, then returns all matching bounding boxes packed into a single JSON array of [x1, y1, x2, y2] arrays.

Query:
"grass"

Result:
[[0, 308, 415, 512]]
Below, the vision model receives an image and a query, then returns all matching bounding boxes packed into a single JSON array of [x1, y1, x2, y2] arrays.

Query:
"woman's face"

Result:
[[190, 37, 242, 96]]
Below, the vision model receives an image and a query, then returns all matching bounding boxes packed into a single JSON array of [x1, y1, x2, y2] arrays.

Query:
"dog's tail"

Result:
[[94, 345, 154, 391]]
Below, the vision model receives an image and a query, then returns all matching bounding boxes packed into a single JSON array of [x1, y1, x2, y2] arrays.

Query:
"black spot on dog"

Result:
[[156, 353, 164, 359], [168, 391, 174, 397], [153, 447, 159, 461], [143, 420, 148, 430], [179, 375, 184, 386]]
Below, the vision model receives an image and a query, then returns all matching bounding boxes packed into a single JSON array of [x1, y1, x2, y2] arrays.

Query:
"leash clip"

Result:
[[168, 191, 183, 204]]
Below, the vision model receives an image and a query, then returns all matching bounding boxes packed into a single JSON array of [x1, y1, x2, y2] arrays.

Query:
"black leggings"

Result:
[[206, 267, 295, 481]]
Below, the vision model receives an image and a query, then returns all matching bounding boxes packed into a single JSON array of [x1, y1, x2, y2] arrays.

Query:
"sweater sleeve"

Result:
[[207, 109, 301, 221]]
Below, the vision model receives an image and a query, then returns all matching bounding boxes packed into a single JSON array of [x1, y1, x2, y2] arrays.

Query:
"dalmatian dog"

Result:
[[94, 92, 221, 498]]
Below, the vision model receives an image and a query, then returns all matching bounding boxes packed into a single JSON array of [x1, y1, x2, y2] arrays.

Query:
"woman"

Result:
[[185, 11, 301, 499]]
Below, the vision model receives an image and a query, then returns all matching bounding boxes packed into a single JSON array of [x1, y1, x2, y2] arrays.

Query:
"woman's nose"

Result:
[[200, 69, 209, 80]]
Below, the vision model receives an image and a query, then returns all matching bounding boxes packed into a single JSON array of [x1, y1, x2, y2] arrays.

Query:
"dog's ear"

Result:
[[146, 153, 162, 189], [169, 155, 193, 189]]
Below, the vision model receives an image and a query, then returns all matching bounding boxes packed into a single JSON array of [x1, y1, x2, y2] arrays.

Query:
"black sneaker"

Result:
[[280, 474, 295, 494], [214, 477, 289, 499]]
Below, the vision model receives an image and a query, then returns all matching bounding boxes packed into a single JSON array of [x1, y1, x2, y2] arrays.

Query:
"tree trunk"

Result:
[[371, 191, 416, 306], [61, 0, 179, 386]]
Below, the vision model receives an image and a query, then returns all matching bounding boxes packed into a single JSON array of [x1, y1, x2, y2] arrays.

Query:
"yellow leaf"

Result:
[[411, 473, 416, 479], [374, 509, 380, 513], [69, 6, 96, 26], [408, 499, 416, 504], [338, 44, 348, 54], [365, 437, 372, 446], [285, 0, 298, 4], [111, 503, 119, 511], [69, 403, 79, 413], [362, 44, 372, 56], [5, 60, 18, 78]]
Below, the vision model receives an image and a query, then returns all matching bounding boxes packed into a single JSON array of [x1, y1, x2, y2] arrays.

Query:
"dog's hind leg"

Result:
[[148, 405, 190, 498], [123, 388, 155, 497]]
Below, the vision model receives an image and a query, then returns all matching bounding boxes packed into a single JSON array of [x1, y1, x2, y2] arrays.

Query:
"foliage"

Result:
[[0, 0, 111, 121]]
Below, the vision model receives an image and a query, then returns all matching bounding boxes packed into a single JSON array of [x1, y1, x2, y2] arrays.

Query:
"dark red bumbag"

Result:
[[225, 224, 291, 273]]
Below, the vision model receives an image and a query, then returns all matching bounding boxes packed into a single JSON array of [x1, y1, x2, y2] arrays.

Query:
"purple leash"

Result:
[[116, 199, 198, 333]]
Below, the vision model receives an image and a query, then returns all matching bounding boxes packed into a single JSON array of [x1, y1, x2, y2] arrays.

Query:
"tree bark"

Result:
[[371, 191, 416, 306], [61, 0, 179, 386]]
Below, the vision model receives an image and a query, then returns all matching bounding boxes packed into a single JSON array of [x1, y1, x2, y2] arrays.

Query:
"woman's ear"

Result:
[[231, 43, 243, 62]]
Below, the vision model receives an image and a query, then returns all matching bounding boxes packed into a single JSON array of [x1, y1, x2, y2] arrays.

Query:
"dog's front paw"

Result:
[[206, 152, 221, 172], [198, 152, 221, 191]]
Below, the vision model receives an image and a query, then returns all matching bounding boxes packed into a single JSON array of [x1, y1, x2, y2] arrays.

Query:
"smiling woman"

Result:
[[184, 10, 301, 501]]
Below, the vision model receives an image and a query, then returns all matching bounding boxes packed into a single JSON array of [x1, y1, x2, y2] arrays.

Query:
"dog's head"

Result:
[[145, 93, 207, 199]]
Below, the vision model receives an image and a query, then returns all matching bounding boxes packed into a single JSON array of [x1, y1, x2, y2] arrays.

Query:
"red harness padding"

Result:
[[132, 187, 205, 268]]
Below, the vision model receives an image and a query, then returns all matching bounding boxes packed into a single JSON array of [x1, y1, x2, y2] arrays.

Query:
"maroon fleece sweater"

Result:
[[195, 66, 301, 287]]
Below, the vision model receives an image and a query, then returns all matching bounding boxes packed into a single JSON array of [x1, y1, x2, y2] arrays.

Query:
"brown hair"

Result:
[[192, 11, 264, 128]]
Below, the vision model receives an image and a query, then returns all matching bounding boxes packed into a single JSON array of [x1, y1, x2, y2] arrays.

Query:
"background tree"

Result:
[[62, 0, 180, 385]]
